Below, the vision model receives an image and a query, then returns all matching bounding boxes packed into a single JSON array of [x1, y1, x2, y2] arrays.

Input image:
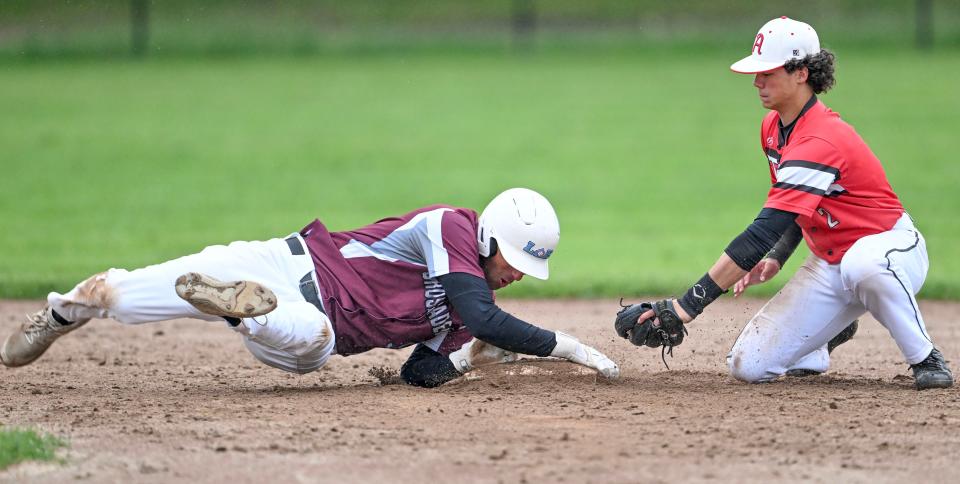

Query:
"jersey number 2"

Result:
[[817, 208, 840, 228]]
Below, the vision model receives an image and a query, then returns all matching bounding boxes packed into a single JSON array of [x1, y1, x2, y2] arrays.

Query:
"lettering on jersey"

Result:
[[753, 33, 764, 55], [523, 241, 554, 260], [422, 272, 453, 335], [817, 207, 840, 228]]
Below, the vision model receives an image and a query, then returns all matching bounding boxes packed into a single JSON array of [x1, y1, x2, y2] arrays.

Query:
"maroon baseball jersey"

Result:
[[300, 205, 482, 356], [761, 97, 904, 264]]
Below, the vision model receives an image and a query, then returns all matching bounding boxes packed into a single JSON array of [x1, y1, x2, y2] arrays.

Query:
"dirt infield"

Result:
[[2, 298, 958, 483]]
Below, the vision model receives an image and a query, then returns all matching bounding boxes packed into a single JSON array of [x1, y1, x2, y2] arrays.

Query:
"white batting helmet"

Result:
[[477, 188, 560, 280]]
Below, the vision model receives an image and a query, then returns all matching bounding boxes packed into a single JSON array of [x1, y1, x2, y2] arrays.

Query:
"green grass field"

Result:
[[0, 427, 65, 470], [2, 48, 958, 299]]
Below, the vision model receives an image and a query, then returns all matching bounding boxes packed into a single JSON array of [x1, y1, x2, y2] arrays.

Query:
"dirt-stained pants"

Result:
[[47, 233, 334, 375], [727, 213, 933, 382]]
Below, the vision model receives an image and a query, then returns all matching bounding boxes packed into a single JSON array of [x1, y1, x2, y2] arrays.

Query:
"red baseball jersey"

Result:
[[761, 96, 904, 264]]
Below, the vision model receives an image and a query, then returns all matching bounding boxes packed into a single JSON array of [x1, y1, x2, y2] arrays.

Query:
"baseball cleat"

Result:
[[786, 320, 859, 377], [827, 319, 859, 354], [910, 348, 953, 390], [1, 307, 88, 367], [175, 272, 277, 319]]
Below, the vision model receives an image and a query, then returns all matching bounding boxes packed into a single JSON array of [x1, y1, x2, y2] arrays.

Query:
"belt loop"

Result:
[[285, 235, 305, 255], [286, 234, 323, 314], [299, 272, 325, 315]]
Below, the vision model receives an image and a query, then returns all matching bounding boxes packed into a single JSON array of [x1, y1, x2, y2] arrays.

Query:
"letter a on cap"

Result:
[[753, 33, 764, 55]]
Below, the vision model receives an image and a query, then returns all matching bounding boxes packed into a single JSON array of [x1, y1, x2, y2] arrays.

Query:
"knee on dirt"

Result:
[[727, 351, 777, 383]]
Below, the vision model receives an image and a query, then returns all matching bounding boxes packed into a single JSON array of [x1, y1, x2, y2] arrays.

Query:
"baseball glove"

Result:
[[615, 298, 688, 369]]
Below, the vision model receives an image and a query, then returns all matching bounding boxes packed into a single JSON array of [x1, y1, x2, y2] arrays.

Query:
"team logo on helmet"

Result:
[[523, 241, 553, 260]]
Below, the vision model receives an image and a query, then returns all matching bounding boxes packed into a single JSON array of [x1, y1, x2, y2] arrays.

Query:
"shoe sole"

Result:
[[916, 375, 954, 390], [175, 272, 277, 319]]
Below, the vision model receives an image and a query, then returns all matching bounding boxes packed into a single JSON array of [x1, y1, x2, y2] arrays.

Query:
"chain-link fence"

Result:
[[1, 0, 957, 57]]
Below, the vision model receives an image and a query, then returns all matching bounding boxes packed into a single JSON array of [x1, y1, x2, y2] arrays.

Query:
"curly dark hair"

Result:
[[784, 48, 836, 94]]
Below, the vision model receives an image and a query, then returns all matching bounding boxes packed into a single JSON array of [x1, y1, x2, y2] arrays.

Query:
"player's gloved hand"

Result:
[[615, 302, 660, 347], [448, 338, 518, 373], [614, 299, 689, 369], [550, 331, 620, 379], [615, 299, 689, 348]]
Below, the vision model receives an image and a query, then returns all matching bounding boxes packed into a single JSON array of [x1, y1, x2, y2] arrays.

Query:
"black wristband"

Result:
[[677, 273, 726, 317]]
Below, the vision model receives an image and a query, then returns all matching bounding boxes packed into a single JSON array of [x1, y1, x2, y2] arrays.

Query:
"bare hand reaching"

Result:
[[733, 258, 781, 297]]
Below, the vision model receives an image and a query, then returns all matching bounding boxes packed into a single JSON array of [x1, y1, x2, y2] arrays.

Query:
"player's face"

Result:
[[482, 251, 525, 290], [752, 67, 805, 111]]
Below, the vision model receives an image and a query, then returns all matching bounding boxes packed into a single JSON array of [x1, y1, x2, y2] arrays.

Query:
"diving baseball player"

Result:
[[614, 17, 952, 390], [1, 188, 619, 386]]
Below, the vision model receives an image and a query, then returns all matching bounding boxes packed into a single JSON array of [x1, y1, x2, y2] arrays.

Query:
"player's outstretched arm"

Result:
[[400, 333, 622, 387], [438, 273, 620, 378], [447, 338, 518, 373], [616, 208, 800, 350], [400, 328, 520, 387]]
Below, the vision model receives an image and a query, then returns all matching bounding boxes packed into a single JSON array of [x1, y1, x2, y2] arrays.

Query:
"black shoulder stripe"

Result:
[[765, 148, 781, 162], [779, 159, 841, 178], [772, 182, 826, 196]]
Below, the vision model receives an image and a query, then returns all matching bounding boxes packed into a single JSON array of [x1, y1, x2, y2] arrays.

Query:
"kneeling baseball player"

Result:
[[614, 17, 952, 390], [1, 188, 619, 386]]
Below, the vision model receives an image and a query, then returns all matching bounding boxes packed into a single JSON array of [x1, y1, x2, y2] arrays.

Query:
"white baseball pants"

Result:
[[727, 213, 933, 382], [47, 233, 335, 374]]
